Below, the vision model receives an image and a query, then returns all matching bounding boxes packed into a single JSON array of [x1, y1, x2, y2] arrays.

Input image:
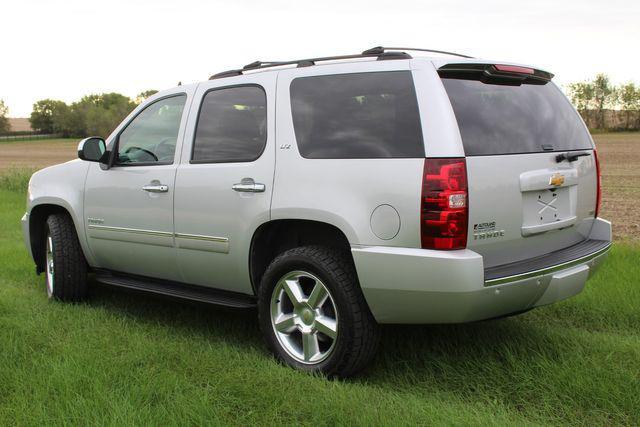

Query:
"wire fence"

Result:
[[0, 133, 62, 141]]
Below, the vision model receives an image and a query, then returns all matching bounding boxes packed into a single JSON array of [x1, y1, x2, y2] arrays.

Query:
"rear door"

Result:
[[439, 66, 598, 268], [173, 74, 275, 294]]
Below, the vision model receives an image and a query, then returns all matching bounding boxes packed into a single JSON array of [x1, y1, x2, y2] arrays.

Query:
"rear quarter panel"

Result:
[[272, 60, 460, 247]]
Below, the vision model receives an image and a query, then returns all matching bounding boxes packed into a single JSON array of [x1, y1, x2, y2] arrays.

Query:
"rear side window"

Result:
[[290, 71, 424, 159], [441, 78, 592, 156], [192, 86, 267, 163]]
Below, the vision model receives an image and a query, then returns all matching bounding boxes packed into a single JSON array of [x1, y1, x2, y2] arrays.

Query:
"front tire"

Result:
[[44, 213, 88, 301], [258, 246, 380, 377]]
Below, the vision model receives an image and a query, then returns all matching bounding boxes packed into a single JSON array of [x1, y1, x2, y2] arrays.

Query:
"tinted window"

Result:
[[441, 79, 592, 156], [117, 95, 186, 164], [290, 71, 424, 159], [193, 86, 267, 163]]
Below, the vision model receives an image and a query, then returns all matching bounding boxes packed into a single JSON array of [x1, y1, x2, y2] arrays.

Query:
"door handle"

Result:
[[142, 184, 169, 193], [232, 178, 265, 193]]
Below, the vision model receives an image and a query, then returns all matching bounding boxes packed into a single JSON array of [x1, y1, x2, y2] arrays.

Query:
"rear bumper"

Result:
[[352, 218, 612, 324]]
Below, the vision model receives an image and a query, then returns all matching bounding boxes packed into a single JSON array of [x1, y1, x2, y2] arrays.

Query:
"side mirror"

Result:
[[77, 137, 108, 163]]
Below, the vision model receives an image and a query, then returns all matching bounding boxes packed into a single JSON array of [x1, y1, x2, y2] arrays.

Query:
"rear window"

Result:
[[290, 71, 424, 159], [441, 78, 592, 156]]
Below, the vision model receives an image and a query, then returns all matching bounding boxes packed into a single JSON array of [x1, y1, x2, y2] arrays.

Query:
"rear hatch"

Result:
[[439, 63, 598, 268]]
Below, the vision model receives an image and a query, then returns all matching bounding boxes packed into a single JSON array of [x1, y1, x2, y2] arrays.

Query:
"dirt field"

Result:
[[7, 118, 33, 132], [0, 138, 78, 170], [592, 133, 640, 240], [1, 134, 638, 240]]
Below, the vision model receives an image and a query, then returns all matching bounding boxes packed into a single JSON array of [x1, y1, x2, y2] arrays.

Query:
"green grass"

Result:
[[0, 167, 36, 192], [0, 170, 638, 425]]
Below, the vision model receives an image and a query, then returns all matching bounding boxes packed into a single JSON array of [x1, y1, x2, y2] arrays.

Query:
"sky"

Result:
[[1, 0, 638, 117]]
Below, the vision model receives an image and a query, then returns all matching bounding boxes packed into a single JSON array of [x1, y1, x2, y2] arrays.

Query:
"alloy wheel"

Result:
[[45, 234, 54, 297], [270, 271, 338, 364]]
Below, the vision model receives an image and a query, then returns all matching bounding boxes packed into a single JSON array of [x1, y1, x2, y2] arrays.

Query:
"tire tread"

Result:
[[46, 213, 88, 301]]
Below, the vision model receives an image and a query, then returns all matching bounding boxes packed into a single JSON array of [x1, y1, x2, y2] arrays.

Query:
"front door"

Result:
[[84, 91, 192, 281], [174, 75, 276, 294]]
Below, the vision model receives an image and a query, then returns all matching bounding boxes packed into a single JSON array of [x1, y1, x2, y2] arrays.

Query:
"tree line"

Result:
[[567, 74, 640, 130], [0, 100, 9, 134], [27, 90, 158, 137], [2, 74, 639, 137]]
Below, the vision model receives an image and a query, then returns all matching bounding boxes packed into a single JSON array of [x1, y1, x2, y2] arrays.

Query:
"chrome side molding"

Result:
[[87, 225, 228, 246], [87, 224, 173, 237], [174, 233, 228, 243]]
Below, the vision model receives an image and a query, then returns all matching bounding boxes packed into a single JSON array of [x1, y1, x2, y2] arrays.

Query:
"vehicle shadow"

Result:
[[88, 279, 263, 346], [88, 278, 565, 393]]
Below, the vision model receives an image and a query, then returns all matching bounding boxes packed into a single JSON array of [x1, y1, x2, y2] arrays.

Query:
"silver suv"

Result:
[[22, 47, 611, 377]]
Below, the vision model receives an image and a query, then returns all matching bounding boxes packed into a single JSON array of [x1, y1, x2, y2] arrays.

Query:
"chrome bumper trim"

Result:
[[484, 243, 611, 287]]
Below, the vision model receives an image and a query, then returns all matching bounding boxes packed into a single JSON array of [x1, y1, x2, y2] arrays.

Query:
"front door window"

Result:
[[117, 95, 187, 165]]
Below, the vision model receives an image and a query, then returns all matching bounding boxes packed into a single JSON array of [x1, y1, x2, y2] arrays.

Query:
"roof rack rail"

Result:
[[209, 46, 471, 80], [362, 46, 473, 59]]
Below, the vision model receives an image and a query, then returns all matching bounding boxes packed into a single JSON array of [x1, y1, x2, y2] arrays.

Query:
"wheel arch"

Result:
[[29, 203, 79, 273], [249, 219, 355, 293]]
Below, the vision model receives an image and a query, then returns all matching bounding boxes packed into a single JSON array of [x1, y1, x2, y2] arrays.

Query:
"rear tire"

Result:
[[44, 213, 88, 302], [258, 246, 380, 378]]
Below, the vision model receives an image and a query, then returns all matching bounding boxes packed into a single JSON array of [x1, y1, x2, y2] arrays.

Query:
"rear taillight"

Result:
[[421, 158, 468, 250], [594, 149, 602, 218]]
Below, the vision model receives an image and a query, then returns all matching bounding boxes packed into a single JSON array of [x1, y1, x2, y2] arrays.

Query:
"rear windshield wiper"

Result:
[[555, 151, 591, 163]]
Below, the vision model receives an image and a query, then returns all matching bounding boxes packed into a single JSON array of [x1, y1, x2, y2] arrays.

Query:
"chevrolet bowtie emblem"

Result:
[[549, 173, 565, 187]]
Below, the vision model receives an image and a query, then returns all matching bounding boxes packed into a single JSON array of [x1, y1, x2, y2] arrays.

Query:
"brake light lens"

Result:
[[493, 64, 535, 75], [421, 158, 468, 250], [594, 149, 602, 218]]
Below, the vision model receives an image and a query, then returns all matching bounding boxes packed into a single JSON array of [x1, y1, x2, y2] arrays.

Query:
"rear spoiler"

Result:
[[438, 63, 554, 85]]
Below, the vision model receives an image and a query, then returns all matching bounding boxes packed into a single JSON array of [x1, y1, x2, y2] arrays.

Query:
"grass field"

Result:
[[0, 135, 639, 424]]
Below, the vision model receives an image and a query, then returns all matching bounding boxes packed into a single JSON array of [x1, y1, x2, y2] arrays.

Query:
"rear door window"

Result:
[[290, 71, 424, 159], [192, 86, 267, 163], [441, 78, 592, 156]]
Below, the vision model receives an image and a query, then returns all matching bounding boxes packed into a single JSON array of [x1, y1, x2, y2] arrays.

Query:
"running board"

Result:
[[93, 270, 256, 309]]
